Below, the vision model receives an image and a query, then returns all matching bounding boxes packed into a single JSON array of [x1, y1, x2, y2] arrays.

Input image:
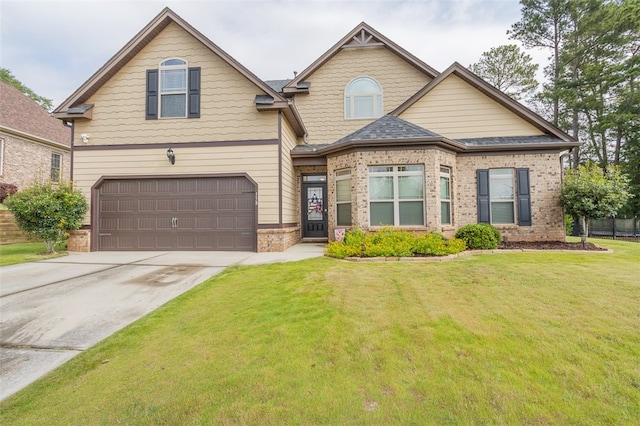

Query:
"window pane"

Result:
[[399, 175, 423, 199], [354, 96, 374, 118], [370, 202, 393, 225], [161, 94, 186, 117], [490, 169, 514, 200], [440, 176, 450, 200], [336, 179, 351, 202], [161, 69, 186, 92], [370, 166, 393, 173], [337, 203, 352, 226], [399, 201, 424, 225], [347, 78, 380, 93], [441, 202, 451, 225], [369, 176, 393, 200], [491, 202, 514, 224], [345, 97, 351, 118], [161, 58, 186, 66]]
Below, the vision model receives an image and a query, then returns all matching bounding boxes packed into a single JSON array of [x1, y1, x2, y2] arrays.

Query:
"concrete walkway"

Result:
[[0, 243, 325, 401]]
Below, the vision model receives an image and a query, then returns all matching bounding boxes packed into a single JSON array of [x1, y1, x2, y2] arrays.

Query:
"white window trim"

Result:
[[335, 169, 352, 226], [159, 58, 188, 118], [50, 152, 62, 183], [440, 166, 452, 225], [489, 168, 515, 224], [369, 165, 424, 226], [344, 76, 383, 119]]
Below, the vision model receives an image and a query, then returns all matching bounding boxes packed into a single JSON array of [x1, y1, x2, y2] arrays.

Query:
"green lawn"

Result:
[[0, 242, 66, 266], [1, 239, 638, 424]]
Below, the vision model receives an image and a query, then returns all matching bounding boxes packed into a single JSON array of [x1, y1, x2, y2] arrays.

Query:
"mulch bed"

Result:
[[498, 241, 607, 251]]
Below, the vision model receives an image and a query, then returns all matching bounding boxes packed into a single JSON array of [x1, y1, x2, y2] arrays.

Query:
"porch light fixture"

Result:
[[166, 148, 175, 165]]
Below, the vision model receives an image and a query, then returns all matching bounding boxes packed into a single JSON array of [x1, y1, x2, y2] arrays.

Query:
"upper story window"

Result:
[[345, 77, 383, 119], [146, 58, 200, 120]]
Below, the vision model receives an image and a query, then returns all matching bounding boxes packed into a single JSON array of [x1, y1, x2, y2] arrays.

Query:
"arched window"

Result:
[[159, 58, 188, 118], [344, 77, 383, 119]]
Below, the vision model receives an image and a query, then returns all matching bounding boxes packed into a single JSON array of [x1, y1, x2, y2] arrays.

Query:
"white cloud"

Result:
[[1, 0, 542, 108]]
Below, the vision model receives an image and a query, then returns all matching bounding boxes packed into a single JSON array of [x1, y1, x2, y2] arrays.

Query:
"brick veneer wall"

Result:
[[0, 133, 70, 189], [67, 229, 91, 252], [325, 148, 565, 242], [257, 226, 300, 252]]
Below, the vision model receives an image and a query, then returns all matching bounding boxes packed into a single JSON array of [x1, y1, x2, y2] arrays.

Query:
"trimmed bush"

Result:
[[454, 223, 501, 250], [326, 228, 467, 259]]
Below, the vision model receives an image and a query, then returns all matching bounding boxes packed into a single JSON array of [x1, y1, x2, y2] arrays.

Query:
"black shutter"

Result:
[[477, 169, 490, 223], [146, 70, 158, 120], [188, 67, 201, 118], [517, 168, 532, 226]]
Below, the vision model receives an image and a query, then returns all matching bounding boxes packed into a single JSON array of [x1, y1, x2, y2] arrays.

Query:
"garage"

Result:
[[95, 175, 257, 251]]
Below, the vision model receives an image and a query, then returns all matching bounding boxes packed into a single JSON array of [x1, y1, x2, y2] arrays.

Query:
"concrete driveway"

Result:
[[0, 244, 324, 401]]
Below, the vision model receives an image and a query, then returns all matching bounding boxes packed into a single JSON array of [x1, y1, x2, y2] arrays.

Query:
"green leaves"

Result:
[[5, 181, 88, 253], [560, 163, 633, 239]]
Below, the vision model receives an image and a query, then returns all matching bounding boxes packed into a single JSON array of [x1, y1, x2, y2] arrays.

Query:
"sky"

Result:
[[0, 0, 545, 109]]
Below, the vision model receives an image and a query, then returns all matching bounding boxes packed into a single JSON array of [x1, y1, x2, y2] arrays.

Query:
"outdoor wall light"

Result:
[[167, 148, 175, 165]]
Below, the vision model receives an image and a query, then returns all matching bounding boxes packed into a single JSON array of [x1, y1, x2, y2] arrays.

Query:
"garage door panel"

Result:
[[97, 176, 256, 251]]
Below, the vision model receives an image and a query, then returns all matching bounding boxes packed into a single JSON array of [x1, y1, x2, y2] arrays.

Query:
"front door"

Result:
[[302, 175, 328, 238]]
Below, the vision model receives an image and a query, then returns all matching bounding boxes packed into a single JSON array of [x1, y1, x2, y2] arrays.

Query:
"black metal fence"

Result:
[[589, 217, 640, 241]]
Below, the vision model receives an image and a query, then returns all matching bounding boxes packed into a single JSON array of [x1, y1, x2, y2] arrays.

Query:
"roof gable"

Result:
[[54, 7, 285, 114], [284, 22, 439, 90], [0, 81, 70, 147], [392, 62, 574, 141]]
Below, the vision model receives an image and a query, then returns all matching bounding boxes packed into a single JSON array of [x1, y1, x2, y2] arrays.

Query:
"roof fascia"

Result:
[[285, 22, 439, 89], [55, 7, 284, 113], [392, 62, 575, 142]]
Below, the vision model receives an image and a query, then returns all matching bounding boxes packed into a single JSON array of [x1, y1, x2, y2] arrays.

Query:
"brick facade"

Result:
[[67, 229, 91, 252], [0, 133, 70, 189], [323, 148, 565, 242]]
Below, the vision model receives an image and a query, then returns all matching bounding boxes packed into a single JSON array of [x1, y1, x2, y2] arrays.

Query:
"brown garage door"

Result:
[[96, 176, 256, 251]]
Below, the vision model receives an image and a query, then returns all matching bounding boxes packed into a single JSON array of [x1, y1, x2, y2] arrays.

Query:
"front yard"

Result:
[[1, 239, 638, 424]]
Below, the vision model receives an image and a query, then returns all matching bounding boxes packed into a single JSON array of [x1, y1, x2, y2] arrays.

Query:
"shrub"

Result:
[[0, 182, 18, 203], [455, 223, 501, 250], [5, 181, 88, 253], [326, 228, 466, 259]]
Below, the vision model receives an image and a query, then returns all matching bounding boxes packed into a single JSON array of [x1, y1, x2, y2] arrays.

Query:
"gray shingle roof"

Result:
[[265, 79, 291, 93], [460, 135, 567, 146], [334, 115, 441, 144]]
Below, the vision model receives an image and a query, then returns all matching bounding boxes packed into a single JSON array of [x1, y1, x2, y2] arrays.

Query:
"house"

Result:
[[0, 81, 71, 189], [53, 8, 580, 252]]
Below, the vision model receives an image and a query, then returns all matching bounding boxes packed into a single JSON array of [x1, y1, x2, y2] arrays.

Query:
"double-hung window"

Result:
[[50, 153, 62, 182], [369, 165, 424, 226], [335, 169, 352, 226], [440, 166, 451, 225], [146, 58, 200, 119], [477, 168, 531, 226], [345, 77, 383, 119]]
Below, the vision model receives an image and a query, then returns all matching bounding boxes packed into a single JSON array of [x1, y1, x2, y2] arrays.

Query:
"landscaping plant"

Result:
[[5, 181, 87, 254], [454, 223, 501, 249], [327, 227, 466, 258]]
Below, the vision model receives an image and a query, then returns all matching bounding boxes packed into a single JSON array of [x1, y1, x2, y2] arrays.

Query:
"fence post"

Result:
[[613, 216, 617, 240]]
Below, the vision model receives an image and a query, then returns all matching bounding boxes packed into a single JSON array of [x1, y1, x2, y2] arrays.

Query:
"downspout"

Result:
[[278, 111, 283, 227], [63, 120, 74, 182]]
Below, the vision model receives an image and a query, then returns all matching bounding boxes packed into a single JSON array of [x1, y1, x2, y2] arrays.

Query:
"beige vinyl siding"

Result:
[[280, 116, 301, 224], [294, 46, 431, 145], [74, 144, 279, 225], [399, 75, 544, 139], [74, 22, 277, 145]]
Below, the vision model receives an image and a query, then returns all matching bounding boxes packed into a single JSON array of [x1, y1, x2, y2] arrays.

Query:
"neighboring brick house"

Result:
[[0, 81, 71, 189], [53, 8, 579, 252]]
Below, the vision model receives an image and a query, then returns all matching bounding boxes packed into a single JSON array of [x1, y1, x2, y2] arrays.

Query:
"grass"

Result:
[[0, 242, 67, 266], [1, 239, 639, 424]]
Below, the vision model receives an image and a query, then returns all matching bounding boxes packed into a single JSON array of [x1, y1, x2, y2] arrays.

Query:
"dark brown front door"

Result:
[[302, 176, 328, 239], [96, 176, 256, 251]]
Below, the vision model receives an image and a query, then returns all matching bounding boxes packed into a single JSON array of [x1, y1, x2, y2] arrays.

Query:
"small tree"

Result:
[[560, 163, 633, 242], [5, 181, 88, 253]]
